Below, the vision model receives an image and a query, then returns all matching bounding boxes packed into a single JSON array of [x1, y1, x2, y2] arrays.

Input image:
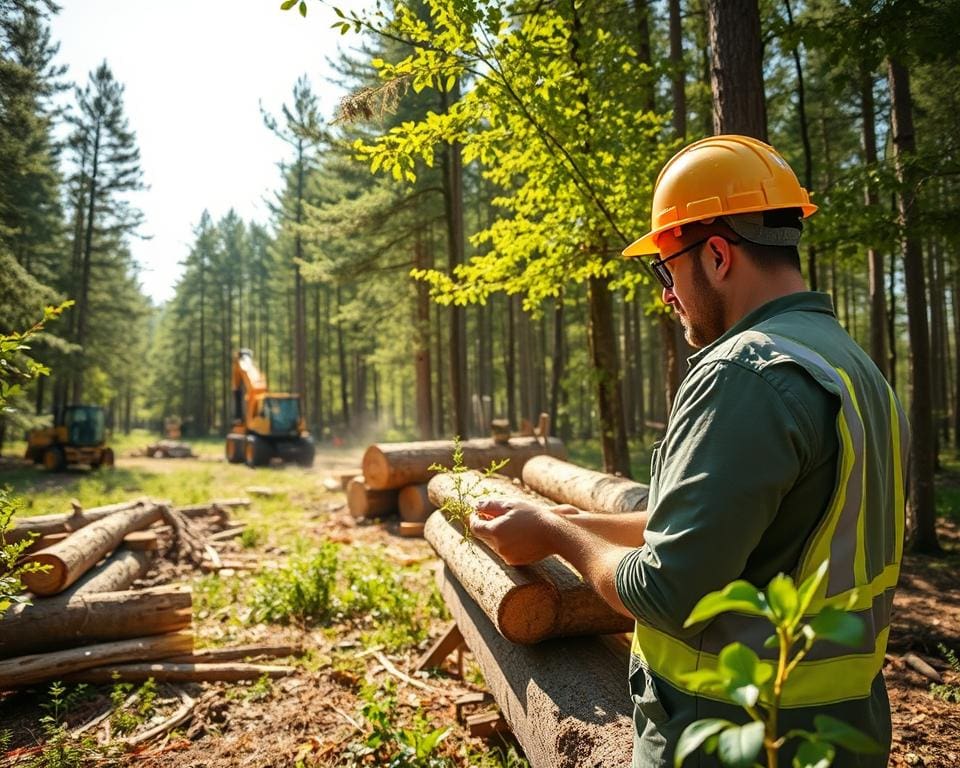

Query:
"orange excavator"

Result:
[[225, 349, 315, 468]]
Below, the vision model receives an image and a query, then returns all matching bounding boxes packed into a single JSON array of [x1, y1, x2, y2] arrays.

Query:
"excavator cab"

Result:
[[26, 405, 114, 471], [225, 350, 315, 468]]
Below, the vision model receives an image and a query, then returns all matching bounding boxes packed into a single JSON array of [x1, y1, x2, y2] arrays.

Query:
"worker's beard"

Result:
[[678, 256, 727, 349]]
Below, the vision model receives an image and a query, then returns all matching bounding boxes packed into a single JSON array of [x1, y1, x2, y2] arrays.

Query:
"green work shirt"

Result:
[[615, 292, 891, 768]]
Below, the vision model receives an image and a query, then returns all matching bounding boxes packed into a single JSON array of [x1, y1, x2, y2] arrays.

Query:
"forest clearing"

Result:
[[0, 438, 958, 767], [3, 0, 960, 766]]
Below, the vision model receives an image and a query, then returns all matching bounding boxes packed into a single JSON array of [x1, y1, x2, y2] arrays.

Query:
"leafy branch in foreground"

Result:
[[930, 643, 960, 704], [429, 436, 508, 542], [675, 561, 883, 768]]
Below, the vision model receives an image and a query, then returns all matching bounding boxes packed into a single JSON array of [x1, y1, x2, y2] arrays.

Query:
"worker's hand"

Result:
[[470, 500, 560, 566]]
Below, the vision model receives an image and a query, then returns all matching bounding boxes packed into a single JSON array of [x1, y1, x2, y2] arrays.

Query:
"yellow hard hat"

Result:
[[623, 134, 817, 257]]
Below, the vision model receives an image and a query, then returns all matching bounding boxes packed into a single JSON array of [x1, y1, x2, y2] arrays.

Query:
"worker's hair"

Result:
[[680, 209, 803, 273]]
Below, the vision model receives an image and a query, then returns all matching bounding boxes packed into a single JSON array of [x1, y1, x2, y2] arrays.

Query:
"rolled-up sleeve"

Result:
[[615, 359, 810, 638]]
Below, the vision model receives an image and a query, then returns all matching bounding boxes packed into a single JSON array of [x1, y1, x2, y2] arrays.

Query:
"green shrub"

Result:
[[249, 542, 340, 624]]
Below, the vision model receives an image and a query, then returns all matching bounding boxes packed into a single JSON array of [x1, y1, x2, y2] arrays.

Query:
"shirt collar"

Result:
[[687, 291, 836, 368]]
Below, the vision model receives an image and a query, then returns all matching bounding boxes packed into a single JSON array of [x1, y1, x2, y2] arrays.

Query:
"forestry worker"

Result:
[[470, 135, 909, 768]]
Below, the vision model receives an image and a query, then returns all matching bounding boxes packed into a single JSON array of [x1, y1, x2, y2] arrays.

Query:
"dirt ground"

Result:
[[3, 451, 959, 768]]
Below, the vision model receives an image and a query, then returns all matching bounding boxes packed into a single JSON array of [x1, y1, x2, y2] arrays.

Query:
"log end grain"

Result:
[[398, 484, 435, 523], [497, 581, 560, 645], [20, 552, 68, 595], [346, 478, 370, 518], [361, 445, 391, 489]]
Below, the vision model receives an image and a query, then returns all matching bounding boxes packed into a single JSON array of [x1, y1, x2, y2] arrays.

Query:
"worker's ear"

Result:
[[706, 235, 733, 281]]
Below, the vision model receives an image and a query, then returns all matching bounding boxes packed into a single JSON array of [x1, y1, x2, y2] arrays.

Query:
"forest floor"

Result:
[[1, 435, 959, 767]]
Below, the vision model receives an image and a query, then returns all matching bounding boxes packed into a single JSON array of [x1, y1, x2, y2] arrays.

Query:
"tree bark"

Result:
[[0, 586, 191, 659], [521, 455, 648, 514], [20, 504, 165, 595], [63, 661, 294, 685], [669, 0, 686, 139], [7, 499, 148, 545], [0, 630, 193, 690], [861, 69, 888, 377], [65, 547, 154, 595], [436, 565, 633, 768], [587, 274, 631, 476], [887, 57, 939, 554], [414, 230, 434, 439], [426, 473, 633, 643], [708, 0, 767, 140], [362, 436, 567, 490]]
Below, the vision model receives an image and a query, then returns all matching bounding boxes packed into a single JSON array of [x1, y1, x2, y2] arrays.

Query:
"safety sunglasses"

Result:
[[644, 237, 709, 290], [644, 235, 741, 290]]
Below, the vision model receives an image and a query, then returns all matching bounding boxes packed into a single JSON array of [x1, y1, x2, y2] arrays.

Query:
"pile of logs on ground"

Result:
[[341, 430, 568, 538], [421, 456, 649, 768], [144, 440, 196, 458], [2, 497, 296, 692]]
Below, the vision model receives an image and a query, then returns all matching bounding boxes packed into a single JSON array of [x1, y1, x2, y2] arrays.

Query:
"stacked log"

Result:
[[425, 472, 633, 644], [521, 455, 649, 514], [346, 477, 400, 519], [362, 436, 567, 490], [397, 484, 435, 523], [0, 496, 288, 691]]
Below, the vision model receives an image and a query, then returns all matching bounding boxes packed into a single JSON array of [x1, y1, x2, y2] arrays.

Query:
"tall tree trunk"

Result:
[[313, 284, 323, 438], [441, 84, 468, 438], [74, 118, 102, 403], [506, 294, 517, 429], [668, 0, 686, 139], [783, 0, 817, 290], [550, 296, 567, 440], [952, 264, 960, 448], [588, 274, 631, 476], [622, 295, 635, 437], [336, 285, 350, 430], [708, 0, 767, 139], [414, 231, 434, 439], [861, 69, 888, 378], [930, 240, 949, 451], [634, 302, 646, 435], [888, 57, 938, 554], [294, 138, 307, 423]]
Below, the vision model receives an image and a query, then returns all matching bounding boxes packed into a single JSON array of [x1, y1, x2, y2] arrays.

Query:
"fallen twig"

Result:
[[372, 650, 437, 693], [126, 690, 196, 748]]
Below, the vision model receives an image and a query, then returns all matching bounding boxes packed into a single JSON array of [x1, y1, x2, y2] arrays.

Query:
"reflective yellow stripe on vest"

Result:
[[631, 333, 906, 708]]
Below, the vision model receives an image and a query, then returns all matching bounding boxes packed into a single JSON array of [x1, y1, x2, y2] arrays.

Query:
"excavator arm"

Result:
[[232, 348, 268, 426]]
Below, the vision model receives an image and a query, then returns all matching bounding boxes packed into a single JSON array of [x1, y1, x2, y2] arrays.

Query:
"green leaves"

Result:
[[716, 721, 765, 768], [813, 715, 884, 754], [793, 739, 834, 768], [803, 606, 865, 647], [684, 580, 770, 627], [675, 719, 733, 767]]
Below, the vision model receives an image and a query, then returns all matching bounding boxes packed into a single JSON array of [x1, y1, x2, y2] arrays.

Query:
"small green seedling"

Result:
[[429, 435, 509, 542], [675, 560, 883, 768]]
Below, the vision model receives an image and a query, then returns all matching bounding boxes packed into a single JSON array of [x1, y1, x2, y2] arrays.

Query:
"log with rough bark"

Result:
[[346, 478, 399, 519], [63, 661, 295, 684], [0, 586, 191, 659], [362, 436, 567, 490], [0, 630, 194, 689], [398, 484, 435, 523], [426, 473, 632, 643], [7, 499, 149, 545], [164, 643, 302, 664], [521, 455, 649, 514], [64, 547, 154, 596], [437, 565, 633, 768], [20, 503, 165, 595]]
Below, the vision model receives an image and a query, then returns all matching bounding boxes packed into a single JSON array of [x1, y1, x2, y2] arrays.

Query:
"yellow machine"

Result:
[[25, 404, 114, 471], [225, 349, 315, 468]]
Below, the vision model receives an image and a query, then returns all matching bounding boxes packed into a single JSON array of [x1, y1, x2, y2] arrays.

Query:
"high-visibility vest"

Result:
[[630, 332, 909, 708]]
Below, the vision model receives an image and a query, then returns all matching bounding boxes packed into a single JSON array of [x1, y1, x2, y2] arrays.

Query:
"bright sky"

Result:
[[50, 0, 369, 305]]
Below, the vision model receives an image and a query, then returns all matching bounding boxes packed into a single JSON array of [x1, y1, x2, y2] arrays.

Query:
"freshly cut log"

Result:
[[522, 455, 649, 514], [0, 630, 194, 689], [7, 499, 149, 545], [362, 436, 567, 490], [438, 566, 633, 768], [20, 503, 165, 595], [0, 586, 191, 658], [424, 508, 557, 644], [427, 472, 632, 643], [64, 547, 154, 596], [346, 478, 398, 519], [22, 531, 71, 554], [63, 661, 294, 684]]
